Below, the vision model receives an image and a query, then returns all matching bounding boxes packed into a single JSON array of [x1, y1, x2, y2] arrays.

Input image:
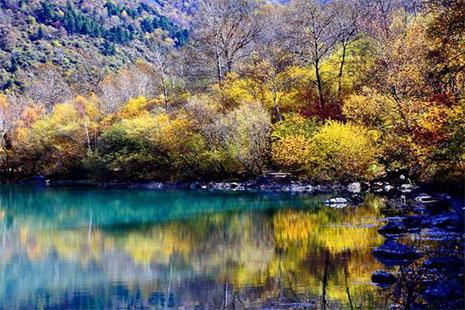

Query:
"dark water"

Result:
[[0, 185, 461, 309]]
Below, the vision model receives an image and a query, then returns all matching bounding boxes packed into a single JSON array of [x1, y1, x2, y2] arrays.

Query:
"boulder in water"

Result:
[[423, 256, 463, 269], [378, 221, 407, 235], [373, 240, 422, 265], [400, 183, 417, 193], [430, 214, 463, 232], [371, 270, 396, 287]]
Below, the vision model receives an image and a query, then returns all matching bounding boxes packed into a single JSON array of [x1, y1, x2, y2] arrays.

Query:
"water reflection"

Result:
[[0, 186, 388, 308]]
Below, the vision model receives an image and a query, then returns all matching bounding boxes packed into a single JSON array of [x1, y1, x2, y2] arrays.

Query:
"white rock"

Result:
[[400, 184, 416, 193], [384, 184, 394, 192], [347, 182, 361, 193], [325, 197, 349, 208], [414, 193, 437, 204]]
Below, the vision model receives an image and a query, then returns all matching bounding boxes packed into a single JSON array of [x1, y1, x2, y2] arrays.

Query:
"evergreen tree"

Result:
[[102, 40, 116, 56], [37, 0, 56, 23], [105, 2, 120, 16], [36, 27, 45, 40], [141, 18, 154, 33]]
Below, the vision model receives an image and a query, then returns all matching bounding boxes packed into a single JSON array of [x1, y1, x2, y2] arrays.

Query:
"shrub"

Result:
[[342, 87, 400, 131], [272, 135, 312, 173], [271, 113, 319, 174], [206, 102, 271, 176], [307, 121, 382, 181], [99, 111, 206, 180], [272, 113, 319, 140]]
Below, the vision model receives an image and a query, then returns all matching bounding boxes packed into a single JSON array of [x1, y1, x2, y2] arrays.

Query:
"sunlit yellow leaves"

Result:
[[272, 113, 319, 140], [218, 64, 308, 114], [321, 39, 377, 98], [343, 87, 399, 131], [308, 121, 382, 181], [119, 96, 151, 118], [271, 113, 319, 175], [272, 135, 312, 173], [272, 118, 382, 180], [418, 105, 458, 143]]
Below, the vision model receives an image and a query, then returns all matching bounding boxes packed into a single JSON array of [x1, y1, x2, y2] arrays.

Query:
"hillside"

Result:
[[0, 0, 191, 93]]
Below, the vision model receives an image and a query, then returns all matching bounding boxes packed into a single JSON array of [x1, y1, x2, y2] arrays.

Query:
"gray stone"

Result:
[[347, 182, 361, 193], [371, 270, 396, 286]]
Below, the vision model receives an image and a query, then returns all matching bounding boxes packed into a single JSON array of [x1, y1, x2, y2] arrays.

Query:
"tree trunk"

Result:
[[315, 59, 325, 110], [321, 251, 329, 309], [272, 84, 282, 122], [215, 34, 223, 87], [344, 263, 354, 310], [83, 121, 92, 153], [338, 41, 348, 100], [161, 75, 169, 109]]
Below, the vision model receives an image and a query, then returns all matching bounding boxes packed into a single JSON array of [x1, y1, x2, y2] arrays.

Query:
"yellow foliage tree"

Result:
[[307, 121, 382, 181]]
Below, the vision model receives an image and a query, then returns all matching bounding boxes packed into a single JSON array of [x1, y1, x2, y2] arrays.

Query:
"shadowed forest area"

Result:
[[0, 0, 463, 186]]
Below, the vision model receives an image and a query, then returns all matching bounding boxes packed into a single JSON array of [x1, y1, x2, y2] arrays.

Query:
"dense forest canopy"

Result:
[[0, 0, 463, 185]]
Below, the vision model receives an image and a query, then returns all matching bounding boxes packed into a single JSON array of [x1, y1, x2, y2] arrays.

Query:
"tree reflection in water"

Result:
[[0, 186, 462, 308]]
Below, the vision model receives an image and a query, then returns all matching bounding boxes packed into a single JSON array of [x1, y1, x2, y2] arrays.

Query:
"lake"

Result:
[[0, 185, 461, 309]]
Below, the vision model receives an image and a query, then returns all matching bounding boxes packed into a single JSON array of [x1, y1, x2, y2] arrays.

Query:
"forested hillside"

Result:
[[0, 0, 189, 93], [0, 0, 463, 186]]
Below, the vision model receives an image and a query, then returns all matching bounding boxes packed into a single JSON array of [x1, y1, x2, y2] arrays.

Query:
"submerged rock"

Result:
[[371, 270, 396, 287], [423, 256, 463, 269], [373, 240, 422, 265], [423, 280, 464, 301], [430, 214, 463, 232], [402, 215, 424, 230], [378, 221, 407, 235]]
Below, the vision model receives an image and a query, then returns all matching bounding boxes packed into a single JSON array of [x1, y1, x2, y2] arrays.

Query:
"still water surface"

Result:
[[0, 185, 388, 308]]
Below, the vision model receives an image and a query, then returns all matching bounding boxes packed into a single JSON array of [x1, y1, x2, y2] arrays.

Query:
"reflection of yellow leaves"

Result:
[[19, 227, 30, 245], [273, 196, 384, 254], [25, 229, 106, 264], [124, 235, 158, 265], [269, 197, 385, 305], [5, 196, 387, 307], [273, 210, 319, 249], [320, 226, 382, 254], [121, 224, 193, 266]]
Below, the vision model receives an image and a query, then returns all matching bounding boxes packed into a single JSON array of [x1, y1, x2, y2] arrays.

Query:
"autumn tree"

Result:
[[187, 0, 262, 87], [97, 63, 158, 114], [227, 4, 299, 121], [285, 0, 342, 112], [333, 0, 363, 99], [143, 37, 185, 108], [206, 102, 271, 175], [0, 94, 14, 151], [23, 64, 72, 111], [0, 94, 21, 173], [424, 0, 465, 101]]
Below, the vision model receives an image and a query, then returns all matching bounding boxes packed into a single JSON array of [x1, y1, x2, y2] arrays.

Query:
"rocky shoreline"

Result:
[[27, 173, 429, 195], [369, 185, 464, 308]]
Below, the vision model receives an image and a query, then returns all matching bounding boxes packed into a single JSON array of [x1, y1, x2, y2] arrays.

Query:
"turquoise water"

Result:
[[0, 185, 389, 308]]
